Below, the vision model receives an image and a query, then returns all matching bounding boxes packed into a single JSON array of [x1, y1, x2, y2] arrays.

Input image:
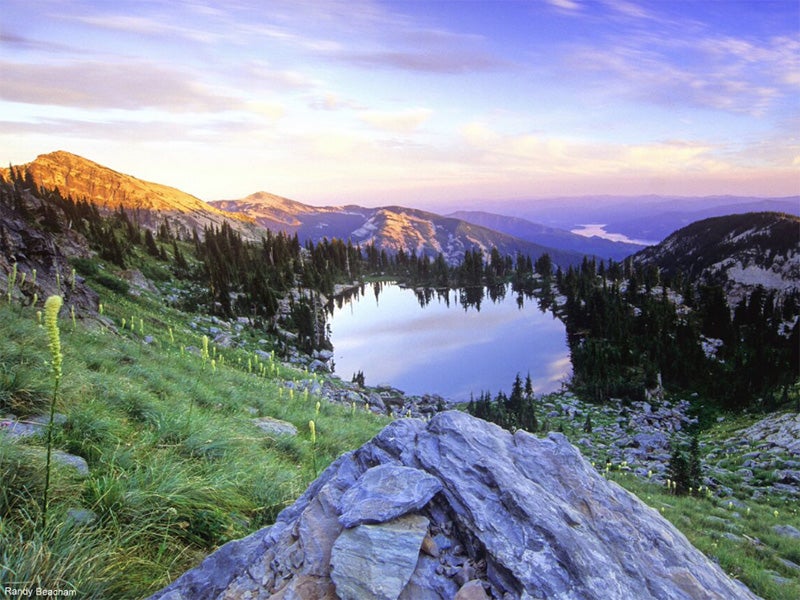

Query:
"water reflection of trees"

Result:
[[327, 279, 555, 314]]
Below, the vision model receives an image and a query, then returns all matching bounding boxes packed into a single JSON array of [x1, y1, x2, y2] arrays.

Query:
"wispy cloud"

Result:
[[0, 32, 83, 54], [564, 29, 795, 116], [0, 60, 239, 112], [73, 14, 224, 44], [337, 48, 505, 74], [458, 120, 727, 177], [360, 107, 433, 133], [546, 0, 582, 12]]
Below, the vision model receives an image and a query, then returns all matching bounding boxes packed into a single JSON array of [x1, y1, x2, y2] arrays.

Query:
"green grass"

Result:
[[0, 294, 387, 598]]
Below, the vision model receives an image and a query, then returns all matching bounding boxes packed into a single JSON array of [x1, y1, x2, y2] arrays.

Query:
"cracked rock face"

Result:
[[149, 411, 760, 600]]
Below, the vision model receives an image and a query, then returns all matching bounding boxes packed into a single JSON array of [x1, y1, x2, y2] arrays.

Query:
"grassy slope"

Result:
[[1, 261, 798, 599], [0, 282, 387, 598]]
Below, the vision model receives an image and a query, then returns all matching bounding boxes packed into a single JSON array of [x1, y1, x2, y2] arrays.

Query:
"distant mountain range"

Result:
[[4, 151, 797, 273], [211, 194, 587, 267], [446, 210, 642, 261], [450, 195, 800, 244]]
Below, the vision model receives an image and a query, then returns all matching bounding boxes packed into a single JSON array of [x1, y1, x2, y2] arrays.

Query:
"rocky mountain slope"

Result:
[[1, 151, 261, 240], [0, 177, 99, 313], [633, 212, 800, 306], [150, 411, 759, 600], [213, 194, 586, 267], [448, 209, 643, 260]]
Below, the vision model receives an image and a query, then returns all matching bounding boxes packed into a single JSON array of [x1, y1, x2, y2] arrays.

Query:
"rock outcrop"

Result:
[[0, 190, 99, 315], [150, 411, 759, 600]]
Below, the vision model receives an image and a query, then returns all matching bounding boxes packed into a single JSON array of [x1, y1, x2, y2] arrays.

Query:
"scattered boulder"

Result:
[[252, 416, 298, 437], [52, 449, 89, 477], [150, 411, 759, 600], [772, 524, 800, 540]]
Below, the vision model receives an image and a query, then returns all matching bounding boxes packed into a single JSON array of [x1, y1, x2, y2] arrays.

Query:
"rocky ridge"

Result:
[[2, 151, 260, 240], [150, 411, 759, 600]]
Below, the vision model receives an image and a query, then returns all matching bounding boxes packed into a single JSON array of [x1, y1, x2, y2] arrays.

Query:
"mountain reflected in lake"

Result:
[[326, 282, 571, 401]]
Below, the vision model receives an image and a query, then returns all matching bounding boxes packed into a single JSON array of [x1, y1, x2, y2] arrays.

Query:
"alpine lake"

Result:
[[325, 282, 571, 402]]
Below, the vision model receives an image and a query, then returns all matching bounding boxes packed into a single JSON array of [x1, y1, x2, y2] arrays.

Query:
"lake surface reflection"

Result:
[[326, 283, 571, 401]]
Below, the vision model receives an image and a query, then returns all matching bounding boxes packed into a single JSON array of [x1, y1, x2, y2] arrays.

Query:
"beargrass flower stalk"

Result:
[[42, 295, 64, 528], [70, 268, 76, 292], [31, 268, 36, 285], [139, 318, 144, 336], [98, 303, 103, 315], [70, 305, 77, 332], [31, 292, 38, 309], [315, 401, 321, 415], [36, 310, 42, 325], [19, 272, 26, 287], [6, 262, 17, 303], [122, 317, 127, 330], [201, 335, 209, 363], [309, 420, 317, 478], [168, 327, 174, 344]]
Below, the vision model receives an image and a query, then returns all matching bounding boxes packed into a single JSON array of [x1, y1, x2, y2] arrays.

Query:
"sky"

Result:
[[2, 0, 799, 207]]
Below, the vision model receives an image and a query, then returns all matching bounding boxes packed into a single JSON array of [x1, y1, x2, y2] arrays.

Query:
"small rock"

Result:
[[420, 534, 439, 558], [330, 514, 429, 600], [338, 465, 442, 528], [454, 563, 476, 587], [778, 558, 800, 572], [53, 450, 89, 476], [251, 417, 298, 437], [454, 580, 489, 600], [66, 508, 98, 526], [772, 524, 800, 539]]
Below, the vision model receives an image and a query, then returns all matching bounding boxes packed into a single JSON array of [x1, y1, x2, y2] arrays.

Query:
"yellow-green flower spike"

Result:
[[44, 296, 64, 385]]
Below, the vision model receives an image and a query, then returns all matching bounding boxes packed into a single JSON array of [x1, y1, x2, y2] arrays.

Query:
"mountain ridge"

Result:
[[212, 192, 589, 267], [0, 151, 261, 240], [633, 211, 800, 306]]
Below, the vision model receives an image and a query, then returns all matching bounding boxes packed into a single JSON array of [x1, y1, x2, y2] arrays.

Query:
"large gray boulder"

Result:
[[150, 411, 760, 600]]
